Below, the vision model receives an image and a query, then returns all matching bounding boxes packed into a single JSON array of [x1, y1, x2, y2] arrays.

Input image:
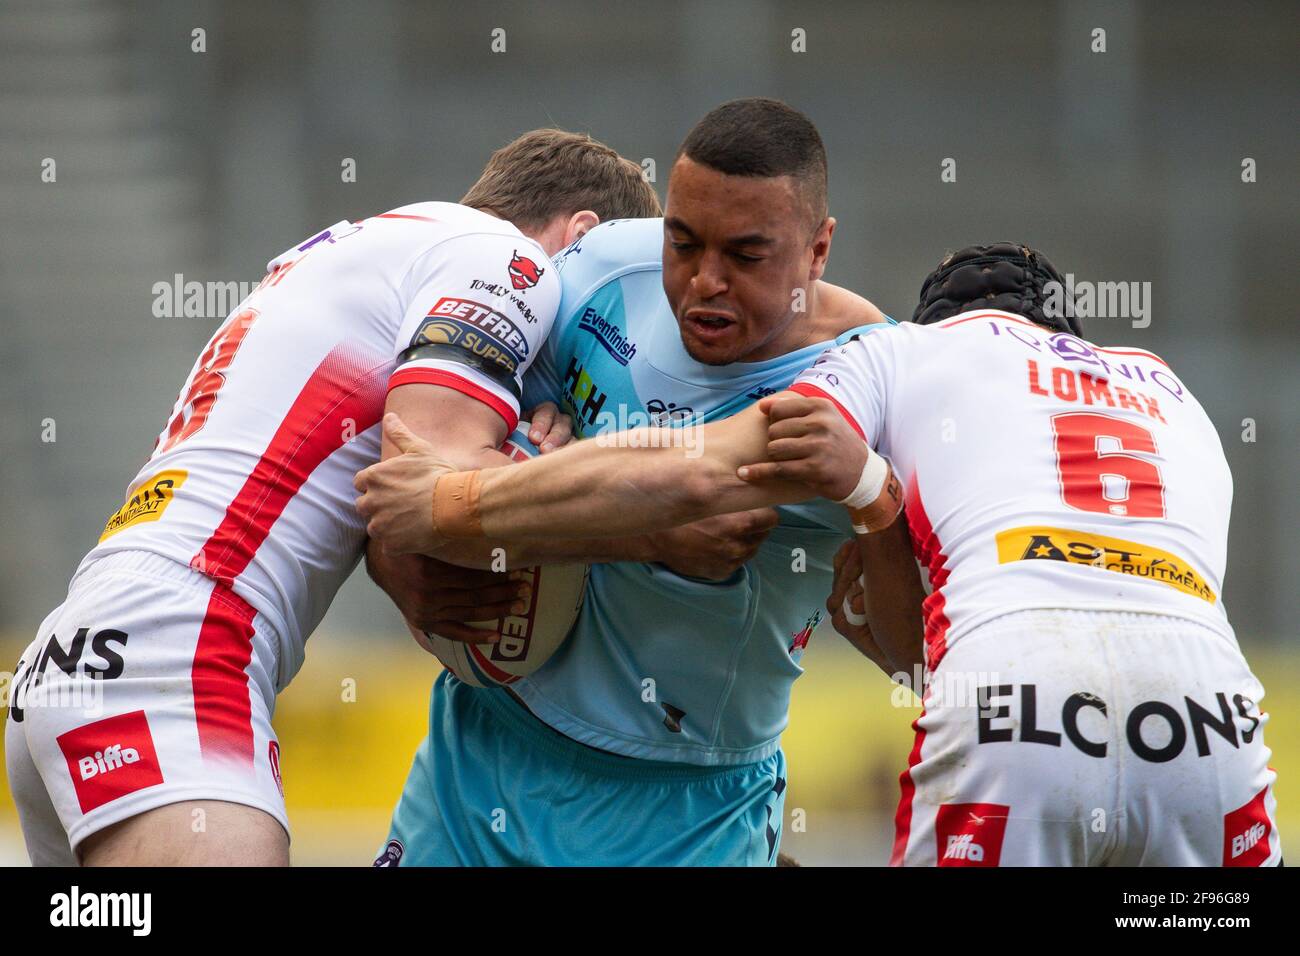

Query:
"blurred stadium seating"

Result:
[[1, 0, 1294, 866]]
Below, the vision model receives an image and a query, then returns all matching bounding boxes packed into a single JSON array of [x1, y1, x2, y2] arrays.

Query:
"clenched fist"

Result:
[[737, 394, 868, 501]]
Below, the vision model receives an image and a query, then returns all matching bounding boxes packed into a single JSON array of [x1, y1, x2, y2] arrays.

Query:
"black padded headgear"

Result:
[[911, 242, 1081, 336]]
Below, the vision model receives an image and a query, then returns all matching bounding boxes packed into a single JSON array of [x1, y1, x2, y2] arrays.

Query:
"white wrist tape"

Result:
[[836, 448, 905, 534], [835, 447, 890, 509], [841, 594, 867, 627]]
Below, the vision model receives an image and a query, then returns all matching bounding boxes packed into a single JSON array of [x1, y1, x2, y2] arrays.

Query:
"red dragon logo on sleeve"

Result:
[[508, 251, 544, 290]]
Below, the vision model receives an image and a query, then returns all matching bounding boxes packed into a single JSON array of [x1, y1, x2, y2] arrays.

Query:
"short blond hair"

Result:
[[462, 129, 661, 230]]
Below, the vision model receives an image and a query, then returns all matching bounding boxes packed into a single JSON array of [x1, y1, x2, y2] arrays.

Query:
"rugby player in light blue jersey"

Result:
[[367, 99, 893, 866]]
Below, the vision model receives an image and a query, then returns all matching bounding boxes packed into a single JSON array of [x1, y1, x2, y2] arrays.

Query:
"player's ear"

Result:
[[564, 210, 600, 246], [809, 216, 835, 282]]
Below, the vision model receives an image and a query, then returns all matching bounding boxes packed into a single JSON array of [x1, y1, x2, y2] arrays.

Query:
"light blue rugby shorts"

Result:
[[376, 671, 787, 866]]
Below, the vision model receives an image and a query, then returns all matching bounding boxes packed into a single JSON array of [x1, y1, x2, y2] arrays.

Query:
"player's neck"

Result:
[[738, 282, 888, 364], [801, 280, 888, 342]]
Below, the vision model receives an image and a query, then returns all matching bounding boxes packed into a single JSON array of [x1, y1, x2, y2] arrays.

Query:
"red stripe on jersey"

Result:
[[889, 481, 947, 867], [388, 366, 519, 432], [934, 311, 1172, 368], [372, 213, 440, 223], [188, 345, 388, 764], [194, 345, 389, 585], [192, 586, 258, 766], [786, 382, 867, 441], [890, 704, 928, 866], [903, 475, 952, 672]]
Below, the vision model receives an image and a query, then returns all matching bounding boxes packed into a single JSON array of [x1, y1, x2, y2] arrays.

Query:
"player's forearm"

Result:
[[469, 416, 812, 541], [469, 438, 714, 540], [355, 406, 817, 556], [420, 443, 660, 566], [856, 519, 927, 675]]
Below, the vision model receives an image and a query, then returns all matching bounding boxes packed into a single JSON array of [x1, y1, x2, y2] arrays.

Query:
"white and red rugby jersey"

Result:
[[791, 309, 1234, 669], [85, 202, 559, 681]]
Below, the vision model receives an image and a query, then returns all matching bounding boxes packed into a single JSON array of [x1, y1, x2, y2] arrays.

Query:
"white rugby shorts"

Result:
[[5, 551, 288, 865], [891, 609, 1280, 866]]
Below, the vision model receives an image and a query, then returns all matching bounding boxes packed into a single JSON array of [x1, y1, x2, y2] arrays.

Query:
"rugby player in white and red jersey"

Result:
[[357, 242, 1278, 867], [5, 129, 660, 866]]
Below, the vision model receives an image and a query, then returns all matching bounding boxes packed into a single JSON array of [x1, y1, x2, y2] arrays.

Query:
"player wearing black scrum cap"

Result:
[[911, 242, 1082, 334], [774, 244, 1274, 868], [783, 242, 1277, 866], [357, 242, 1279, 866]]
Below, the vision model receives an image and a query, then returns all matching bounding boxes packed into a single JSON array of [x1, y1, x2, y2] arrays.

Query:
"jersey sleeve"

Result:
[[789, 324, 899, 452], [390, 232, 560, 432], [551, 217, 664, 316], [518, 217, 662, 415]]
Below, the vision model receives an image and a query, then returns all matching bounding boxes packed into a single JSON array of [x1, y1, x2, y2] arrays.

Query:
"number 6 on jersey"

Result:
[[1051, 411, 1166, 519]]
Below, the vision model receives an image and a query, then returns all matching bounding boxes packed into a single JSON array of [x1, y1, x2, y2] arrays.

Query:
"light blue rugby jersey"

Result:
[[516, 217, 893, 766]]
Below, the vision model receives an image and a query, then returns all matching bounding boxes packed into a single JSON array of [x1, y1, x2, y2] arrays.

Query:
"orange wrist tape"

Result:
[[431, 470, 484, 538]]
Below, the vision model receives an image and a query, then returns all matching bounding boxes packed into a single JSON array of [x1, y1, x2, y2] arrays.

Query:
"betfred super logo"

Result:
[[413, 297, 528, 373], [935, 802, 1009, 867], [507, 251, 544, 290], [1223, 787, 1272, 866], [57, 710, 164, 813]]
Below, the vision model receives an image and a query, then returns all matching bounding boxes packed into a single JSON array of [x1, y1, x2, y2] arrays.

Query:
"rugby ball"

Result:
[[408, 422, 589, 687]]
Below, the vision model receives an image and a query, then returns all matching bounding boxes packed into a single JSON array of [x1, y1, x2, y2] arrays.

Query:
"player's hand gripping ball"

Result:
[[408, 422, 589, 687]]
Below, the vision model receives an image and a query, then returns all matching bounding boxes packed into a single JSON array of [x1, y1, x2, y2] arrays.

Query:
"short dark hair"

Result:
[[912, 242, 1082, 336], [677, 98, 828, 226], [462, 129, 661, 231]]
